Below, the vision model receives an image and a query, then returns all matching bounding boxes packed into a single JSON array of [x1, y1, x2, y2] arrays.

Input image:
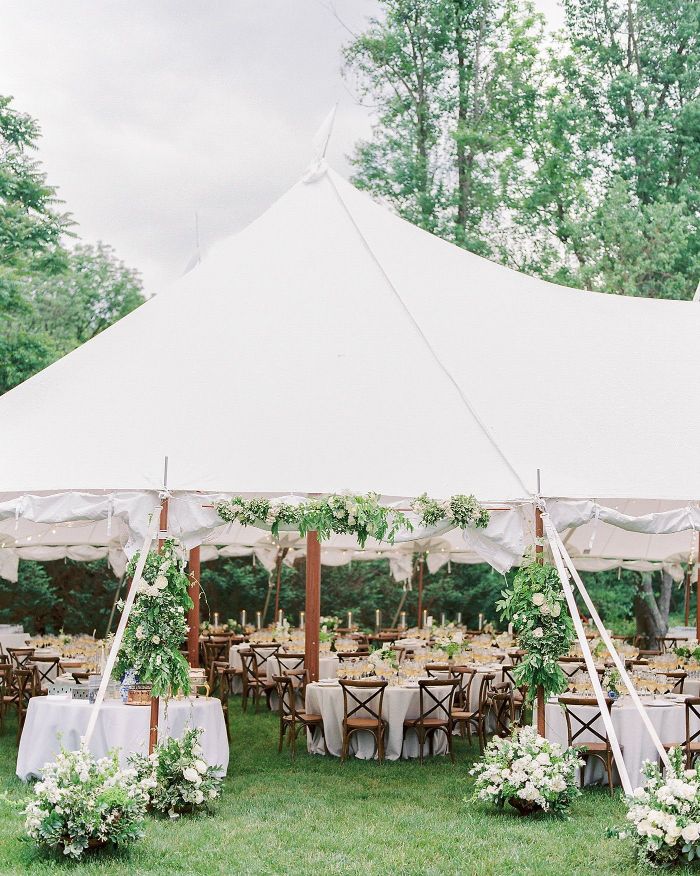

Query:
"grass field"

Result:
[[0, 705, 692, 876]]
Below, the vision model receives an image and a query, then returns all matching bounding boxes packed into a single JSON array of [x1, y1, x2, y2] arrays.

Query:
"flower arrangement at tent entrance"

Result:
[[497, 556, 574, 702], [215, 491, 489, 547], [113, 539, 193, 697]]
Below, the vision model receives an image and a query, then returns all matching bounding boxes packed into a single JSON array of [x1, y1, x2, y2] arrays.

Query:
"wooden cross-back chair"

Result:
[[249, 643, 282, 676], [662, 697, 700, 768], [558, 695, 619, 794], [451, 671, 495, 752], [338, 679, 388, 763], [6, 648, 34, 671], [488, 680, 515, 738], [240, 649, 274, 712], [282, 668, 310, 709], [273, 674, 326, 758], [29, 655, 61, 690], [402, 678, 458, 764], [273, 652, 305, 679], [448, 666, 477, 711], [500, 665, 526, 725]]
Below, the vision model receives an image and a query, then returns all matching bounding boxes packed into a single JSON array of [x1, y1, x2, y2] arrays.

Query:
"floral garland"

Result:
[[410, 493, 490, 530], [470, 726, 582, 817], [216, 491, 489, 547], [114, 539, 193, 698], [497, 557, 574, 703], [129, 728, 222, 818], [25, 746, 149, 859], [614, 747, 700, 866]]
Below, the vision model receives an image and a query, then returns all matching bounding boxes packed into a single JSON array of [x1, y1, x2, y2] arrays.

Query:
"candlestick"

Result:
[[213, 611, 220, 628], [508, 622, 513, 636], [421, 609, 427, 628], [375, 609, 381, 632], [300, 611, 305, 630], [278, 609, 283, 625], [440, 612, 446, 627], [400, 611, 407, 629], [240, 609, 246, 628], [347, 610, 353, 629], [427, 615, 434, 628], [478, 613, 484, 631], [456, 612, 462, 625], [256, 611, 261, 630]]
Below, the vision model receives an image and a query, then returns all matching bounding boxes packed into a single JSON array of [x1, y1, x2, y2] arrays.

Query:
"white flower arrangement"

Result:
[[368, 644, 398, 673], [25, 746, 149, 859], [433, 629, 466, 660], [129, 728, 222, 818], [470, 726, 583, 817], [410, 493, 490, 530], [274, 617, 292, 641], [615, 748, 700, 866]]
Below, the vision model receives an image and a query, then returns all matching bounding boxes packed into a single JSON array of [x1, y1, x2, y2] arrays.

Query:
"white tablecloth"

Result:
[[17, 696, 229, 781], [545, 696, 696, 789], [305, 682, 450, 760], [228, 644, 338, 682], [0, 632, 31, 654]]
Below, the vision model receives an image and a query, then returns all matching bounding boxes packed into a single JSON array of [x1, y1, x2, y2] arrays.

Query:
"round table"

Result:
[[305, 681, 450, 760], [16, 696, 229, 781], [228, 644, 338, 685], [544, 695, 695, 789]]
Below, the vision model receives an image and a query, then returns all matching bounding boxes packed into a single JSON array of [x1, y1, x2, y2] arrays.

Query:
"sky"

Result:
[[0, 0, 565, 295]]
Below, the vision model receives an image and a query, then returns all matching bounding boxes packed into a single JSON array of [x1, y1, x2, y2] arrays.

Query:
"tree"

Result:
[[0, 94, 144, 395]]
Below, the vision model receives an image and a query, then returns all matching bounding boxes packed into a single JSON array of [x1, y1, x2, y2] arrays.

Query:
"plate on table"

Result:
[[643, 698, 674, 707], [317, 679, 339, 686]]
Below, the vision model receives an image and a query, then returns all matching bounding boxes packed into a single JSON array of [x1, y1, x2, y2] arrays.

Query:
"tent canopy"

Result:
[[1, 164, 698, 504]]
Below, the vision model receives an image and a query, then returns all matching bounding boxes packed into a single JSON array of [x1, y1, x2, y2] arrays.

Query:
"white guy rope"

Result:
[[82, 510, 161, 749], [542, 512, 633, 794], [326, 171, 532, 500], [549, 523, 672, 772]]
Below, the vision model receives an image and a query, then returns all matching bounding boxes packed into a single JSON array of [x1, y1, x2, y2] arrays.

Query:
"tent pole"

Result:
[[149, 497, 169, 754], [273, 548, 289, 623], [535, 504, 546, 737], [305, 531, 321, 682], [696, 532, 700, 642], [187, 546, 200, 667], [416, 555, 424, 628], [684, 568, 691, 628]]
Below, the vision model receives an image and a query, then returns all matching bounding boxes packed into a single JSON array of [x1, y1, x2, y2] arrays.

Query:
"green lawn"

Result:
[[0, 706, 691, 875]]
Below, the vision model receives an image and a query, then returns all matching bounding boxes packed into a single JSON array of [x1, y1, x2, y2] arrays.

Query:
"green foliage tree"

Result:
[[0, 94, 144, 395]]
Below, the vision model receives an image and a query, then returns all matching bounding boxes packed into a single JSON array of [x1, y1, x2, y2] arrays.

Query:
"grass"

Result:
[[0, 706, 692, 876]]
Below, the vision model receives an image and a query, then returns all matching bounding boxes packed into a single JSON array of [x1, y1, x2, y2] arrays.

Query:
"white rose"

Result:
[[183, 767, 199, 783], [194, 790, 204, 804], [682, 823, 700, 843], [155, 575, 168, 590], [540, 604, 551, 616], [195, 759, 207, 774], [152, 635, 161, 645], [532, 627, 544, 639], [532, 593, 545, 606], [135, 625, 145, 640], [550, 603, 561, 618], [208, 788, 218, 799]]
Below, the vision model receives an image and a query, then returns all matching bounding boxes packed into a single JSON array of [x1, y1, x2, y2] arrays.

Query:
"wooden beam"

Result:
[[535, 504, 546, 738], [696, 533, 700, 642], [187, 546, 201, 668], [416, 555, 424, 628], [305, 531, 321, 682], [149, 497, 169, 754]]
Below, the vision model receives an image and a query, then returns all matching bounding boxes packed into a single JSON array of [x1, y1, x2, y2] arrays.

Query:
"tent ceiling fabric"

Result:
[[0, 164, 698, 502]]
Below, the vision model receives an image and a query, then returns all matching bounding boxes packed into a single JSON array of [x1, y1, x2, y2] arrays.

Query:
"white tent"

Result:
[[1, 164, 699, 508]]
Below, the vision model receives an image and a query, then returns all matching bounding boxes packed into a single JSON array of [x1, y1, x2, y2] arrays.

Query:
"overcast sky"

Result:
[[0, 1, 564, 294]]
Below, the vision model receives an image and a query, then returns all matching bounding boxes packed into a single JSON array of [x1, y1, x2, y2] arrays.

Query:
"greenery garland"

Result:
[[497, 558, 574, 703], [215, 491, 489, 547], [114, 539, 193, 698]]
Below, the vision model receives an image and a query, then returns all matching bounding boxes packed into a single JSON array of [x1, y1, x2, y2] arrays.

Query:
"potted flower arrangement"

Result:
[[471, 726, 582, 817], [129, 728, 222, 819], [614, 747, 700, 866], [25, 746, 149, 859]]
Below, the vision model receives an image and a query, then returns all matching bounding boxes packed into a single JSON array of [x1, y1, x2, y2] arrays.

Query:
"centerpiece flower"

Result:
[[433, 629, 466, 660], [25, 746, 150, 859], [471, 726, 582, 817], [368, 644, 398, 674]]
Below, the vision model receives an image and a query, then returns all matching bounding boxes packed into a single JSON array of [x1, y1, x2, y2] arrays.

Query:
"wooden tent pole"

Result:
[[535, 504, 546, 737], [696, 533, 700, 642], [272, 548, 289, 622], [416, 555, 425, 627], [305, 531, 321, 682], [149, 496, 169, 754], [187, 546, 200, 667]]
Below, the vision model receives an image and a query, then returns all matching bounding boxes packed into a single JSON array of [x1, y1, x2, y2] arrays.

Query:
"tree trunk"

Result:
[[634, 572, 671, 649]]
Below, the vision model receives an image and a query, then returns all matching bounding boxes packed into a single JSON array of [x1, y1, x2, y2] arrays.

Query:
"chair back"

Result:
[[558, 661, 586, 680], [240, 650, 259, 683], [424, 663, 450, 678], [202, 640, 229, 671], [666, 670, 687, 693], [489, 680, 514, 736], [7, 648, 34, 670], [283, 668, 310, 704], [274, 652, 305, 676], [339, 679, 387, 724], [559, 695, 614, 748], [29, 655, 60, 688], [273, 675, 299, 721], [449, 666, 476, 709], [250, 643, 282, 674], [416, 678, 458, 725], [684, 697, 700, 749]]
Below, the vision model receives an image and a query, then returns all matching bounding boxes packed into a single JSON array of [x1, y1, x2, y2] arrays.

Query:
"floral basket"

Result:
[[614, 747, 700, 866], [470, 725, 583, 818], [25, 746, 149, 860]]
